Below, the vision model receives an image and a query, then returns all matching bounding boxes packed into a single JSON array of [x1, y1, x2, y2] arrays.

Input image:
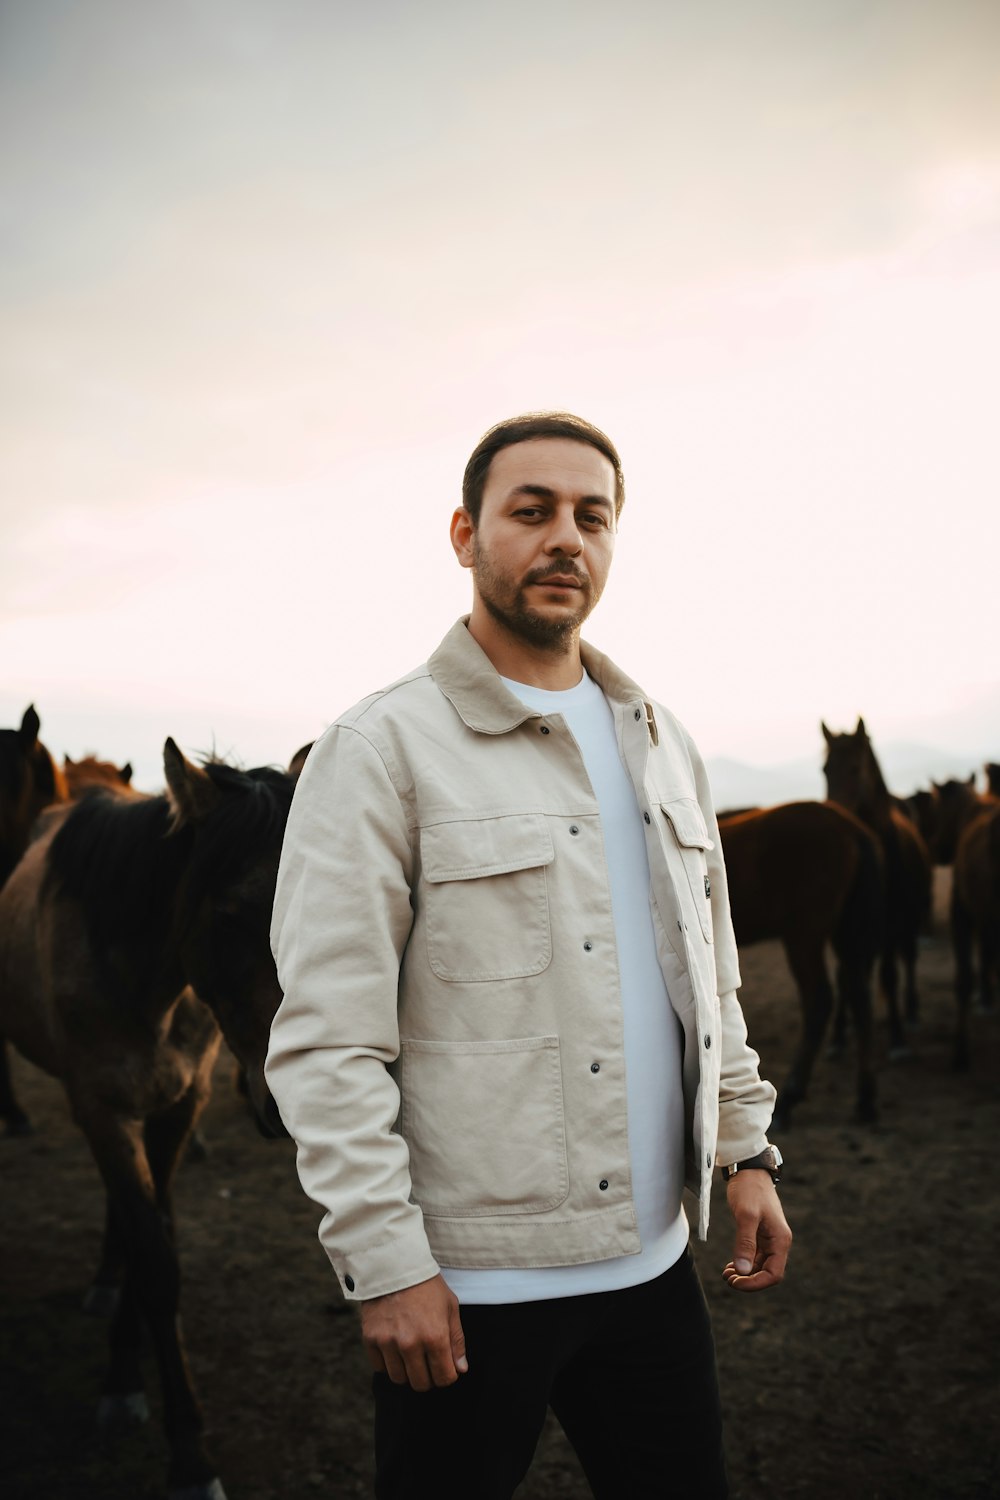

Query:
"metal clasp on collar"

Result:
[[644, 702, 658, 746]]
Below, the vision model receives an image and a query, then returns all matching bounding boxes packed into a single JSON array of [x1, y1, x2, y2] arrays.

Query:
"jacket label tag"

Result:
[[704, 876, 711, 898]]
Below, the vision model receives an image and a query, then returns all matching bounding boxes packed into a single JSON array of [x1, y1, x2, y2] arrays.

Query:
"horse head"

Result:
[[0, 705, 68, 887], [821, 716, 886, 820], [164, 739, 294, 1138]]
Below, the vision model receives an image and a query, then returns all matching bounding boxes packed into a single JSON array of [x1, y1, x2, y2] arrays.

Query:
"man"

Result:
[[267, 412, 791, 1499]]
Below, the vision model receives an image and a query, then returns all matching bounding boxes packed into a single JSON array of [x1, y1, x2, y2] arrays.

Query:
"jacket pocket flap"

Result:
[[421, 813, 555, 883], [660, 799, 715, 852]]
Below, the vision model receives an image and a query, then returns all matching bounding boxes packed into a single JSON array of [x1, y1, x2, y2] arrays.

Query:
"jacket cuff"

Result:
[[328, 1221, 441, 1302]]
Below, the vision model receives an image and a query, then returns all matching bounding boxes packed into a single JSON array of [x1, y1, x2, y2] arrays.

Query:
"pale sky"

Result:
[[2, 0, 998, 790]]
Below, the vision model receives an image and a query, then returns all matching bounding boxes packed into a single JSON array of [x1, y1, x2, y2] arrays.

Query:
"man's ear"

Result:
[[450, 506, 475, 570]]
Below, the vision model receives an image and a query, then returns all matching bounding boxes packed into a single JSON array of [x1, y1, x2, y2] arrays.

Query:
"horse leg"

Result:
[[772, 939, 834, 1130], [76, 1106, 226, 1500], [0, 1038, 32, 1136], [901, 923, 920, 1028], [950, 887, 974, 1071], [826, 989, 849, 1058], [836, 954, 877, 1123], [82, 1195, 125, 1316], [976, 926, 996, 1014], [879, 941, 908, 1059]]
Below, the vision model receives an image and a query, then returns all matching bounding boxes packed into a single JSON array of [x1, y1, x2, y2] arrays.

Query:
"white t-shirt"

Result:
[[440, 670, 688, 1304]]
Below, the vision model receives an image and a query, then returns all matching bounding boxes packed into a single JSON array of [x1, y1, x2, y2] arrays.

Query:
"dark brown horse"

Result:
[[719, 801, 883, 1126], [985, 763, 1000, 797], [925, 775, 996, 866], [0, 740, 294, 1500], [0, 705, 68, 888], [951, 803, 1000, 1068], [822, 718, 932, 1055]]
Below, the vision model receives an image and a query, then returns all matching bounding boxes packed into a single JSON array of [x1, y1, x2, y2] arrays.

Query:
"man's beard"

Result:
[[472, 537, 598, 652]]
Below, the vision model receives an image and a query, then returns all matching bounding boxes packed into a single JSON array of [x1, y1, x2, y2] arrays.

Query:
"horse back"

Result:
[[0, 824, 68, 1078], [720, 801, 877, 947], [954, 805, 1000, 922]]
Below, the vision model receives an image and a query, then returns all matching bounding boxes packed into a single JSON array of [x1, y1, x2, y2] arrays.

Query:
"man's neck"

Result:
[[466, 606, 584, 690]]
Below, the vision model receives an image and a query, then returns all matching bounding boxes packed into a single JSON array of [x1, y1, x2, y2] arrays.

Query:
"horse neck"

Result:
[[856, 744, 892, 825], [31, 743, 68, 814]]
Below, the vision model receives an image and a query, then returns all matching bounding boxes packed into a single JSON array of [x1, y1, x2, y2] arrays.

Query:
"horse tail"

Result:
[[833, 823, 884, 969]]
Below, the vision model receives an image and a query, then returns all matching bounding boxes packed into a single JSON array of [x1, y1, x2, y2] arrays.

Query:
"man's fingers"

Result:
[[731, 1229, 758, 1277], [722, 1258, 780, 1293]]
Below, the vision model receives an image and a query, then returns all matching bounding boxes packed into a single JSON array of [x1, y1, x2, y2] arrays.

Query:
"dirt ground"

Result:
[[2, 869, 998, 1500]]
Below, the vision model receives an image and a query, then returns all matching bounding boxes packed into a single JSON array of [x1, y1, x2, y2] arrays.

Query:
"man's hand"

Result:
[[722, 1171, 792, 1292], [359, 1273, 468, 1391]]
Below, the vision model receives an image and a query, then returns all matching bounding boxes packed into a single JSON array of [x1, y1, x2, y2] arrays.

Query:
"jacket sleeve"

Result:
[[686, 727, 777, 1166], [266, 722, 439, 1301]]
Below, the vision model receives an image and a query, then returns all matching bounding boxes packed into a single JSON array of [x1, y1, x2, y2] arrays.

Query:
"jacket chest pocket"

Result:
[[661, 799, 715, 943], [420, 814, 555, 982]]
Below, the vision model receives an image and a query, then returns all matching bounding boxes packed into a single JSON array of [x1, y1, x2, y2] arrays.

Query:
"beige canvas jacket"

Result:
[[267, 619, 775, 1302]]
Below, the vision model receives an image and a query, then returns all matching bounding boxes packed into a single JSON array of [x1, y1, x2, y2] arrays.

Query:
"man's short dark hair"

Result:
[[462, 412, 625, 526]]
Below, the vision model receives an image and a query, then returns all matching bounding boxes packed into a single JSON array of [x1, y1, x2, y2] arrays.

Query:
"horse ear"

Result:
[[120, 762, 133, 785], [820, 721, 833, 745], [855, 716, 867, 738], [967, 772, 976, 787], [164, 738, 218, 828], [65, 753, 76, 768], [19, 704, 40, 747]]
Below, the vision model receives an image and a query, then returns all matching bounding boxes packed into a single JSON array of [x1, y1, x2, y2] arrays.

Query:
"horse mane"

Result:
[[45, 790, 187, 953], [31, 741, 68, 804], [859, 731, 891, 802]]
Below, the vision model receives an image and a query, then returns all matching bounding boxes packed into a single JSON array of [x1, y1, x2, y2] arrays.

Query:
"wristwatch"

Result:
[[721, 1143, 783, 1185]]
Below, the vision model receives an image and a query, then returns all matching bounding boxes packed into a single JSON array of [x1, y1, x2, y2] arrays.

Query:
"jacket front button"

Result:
[[344, 1275, 355, 1292], [569, 824, 580, 836], [704, 1034, 712, 1049], [599, 1179, 609, 1191], [634, 708, 641, 721], [583, 940, 593, 952], [590, 1062, 600, 1073], [643, 811, 651, 824], [706, 1153, 712, 1169], [539, 725, 550, 735]]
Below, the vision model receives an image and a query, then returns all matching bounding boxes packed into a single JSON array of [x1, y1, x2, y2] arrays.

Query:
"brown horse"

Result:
[[0, 740, 294, 1500], [63, 752, 135, 796], [986, 763, 1000, 797], [925, 775, 997, 866], [951, 803, 1000, 1068], [719, 801, 883, 1126], [0, 705, 68, 888], [822, 718, 932, 1055]]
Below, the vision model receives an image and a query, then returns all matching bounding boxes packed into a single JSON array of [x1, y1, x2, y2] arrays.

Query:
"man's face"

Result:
[[461, 437, 618, 649]]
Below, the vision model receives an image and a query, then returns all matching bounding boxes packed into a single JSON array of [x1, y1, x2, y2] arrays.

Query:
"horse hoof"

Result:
[[83, 1283, 120, 1317], [168, 1479, 228, 1500], [97, 1390, 150, 1433]]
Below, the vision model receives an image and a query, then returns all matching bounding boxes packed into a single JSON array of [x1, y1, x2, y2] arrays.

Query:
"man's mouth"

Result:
[[530, 574, 584, 590]]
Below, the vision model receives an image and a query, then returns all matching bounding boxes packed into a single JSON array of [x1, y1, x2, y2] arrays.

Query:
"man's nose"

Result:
[[545, 508, 584, 554]]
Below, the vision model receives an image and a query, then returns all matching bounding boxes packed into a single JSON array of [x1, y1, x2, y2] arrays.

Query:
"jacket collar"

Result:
[[428, 617, 650, 735]]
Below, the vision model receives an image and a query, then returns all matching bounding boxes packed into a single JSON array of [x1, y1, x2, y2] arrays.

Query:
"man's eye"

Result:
[[514, 507, 543, 519], [581, 513, 608, 528]]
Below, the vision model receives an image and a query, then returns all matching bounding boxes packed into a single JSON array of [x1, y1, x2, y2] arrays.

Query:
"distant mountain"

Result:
[[706, 740, 992, 814]]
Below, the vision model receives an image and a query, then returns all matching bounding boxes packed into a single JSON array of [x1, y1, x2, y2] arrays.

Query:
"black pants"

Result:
[[373, 1248, 727, 1499]]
